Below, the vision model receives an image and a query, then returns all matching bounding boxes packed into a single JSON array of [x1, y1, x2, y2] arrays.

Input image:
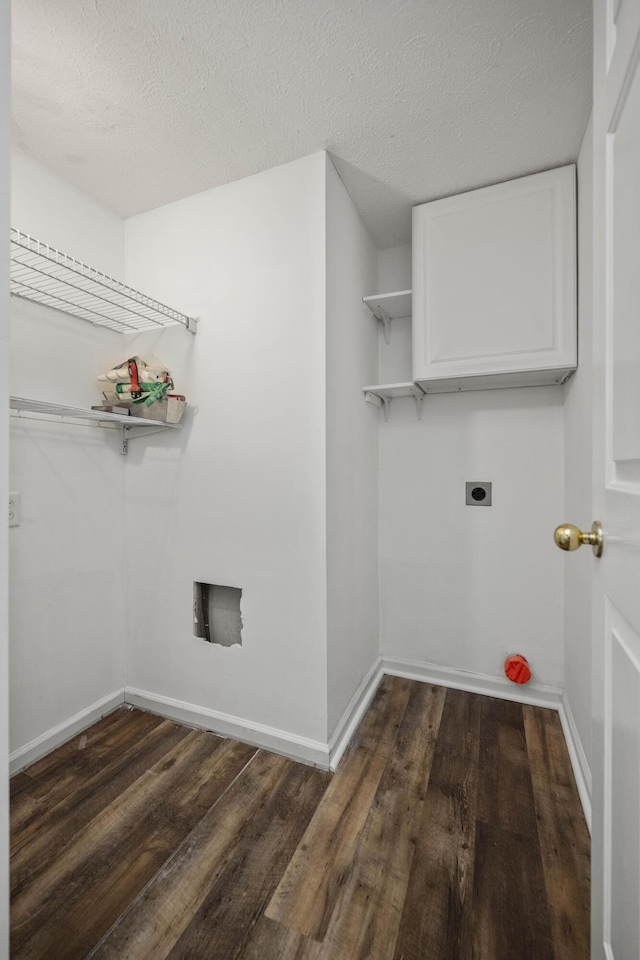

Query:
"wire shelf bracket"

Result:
[[10, 228, 198, 335]]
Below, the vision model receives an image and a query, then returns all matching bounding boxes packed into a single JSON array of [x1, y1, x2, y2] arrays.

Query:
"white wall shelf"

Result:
[[10, 228, 198, 335], [362, 382, 425, 420], [362, 288, 420, 419], [362, 289, 411, 343], [10, 397, 182, 456]]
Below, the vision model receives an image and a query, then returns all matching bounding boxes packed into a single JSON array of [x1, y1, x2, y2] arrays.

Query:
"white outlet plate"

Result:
[[9, 492, 20, 527]]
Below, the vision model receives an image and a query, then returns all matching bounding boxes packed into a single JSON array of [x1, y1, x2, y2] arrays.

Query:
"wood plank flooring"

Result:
[[10, 678, 590, 959]]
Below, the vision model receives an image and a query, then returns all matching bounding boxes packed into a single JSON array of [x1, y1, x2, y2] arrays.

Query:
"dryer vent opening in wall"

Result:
[[194, 583, 243, 647]]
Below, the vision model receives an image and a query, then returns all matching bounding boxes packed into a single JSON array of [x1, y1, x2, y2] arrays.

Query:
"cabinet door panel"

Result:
[[412, 166, 577, 389]]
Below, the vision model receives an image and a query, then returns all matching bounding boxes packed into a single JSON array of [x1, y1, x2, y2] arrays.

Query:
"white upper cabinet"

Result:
[[412, 166, 577, 393]]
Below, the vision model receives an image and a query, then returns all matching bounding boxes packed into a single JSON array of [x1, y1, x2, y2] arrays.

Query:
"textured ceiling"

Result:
[[12, 0, 592, 248]]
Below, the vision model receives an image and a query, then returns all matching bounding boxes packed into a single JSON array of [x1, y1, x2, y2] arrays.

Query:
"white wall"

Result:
[[9, 151, 126, 756], [378, 244, 566, 689], [1, 0, 10, 949], [123, 154, 330, 745], [11, 147, 123, 275], [562, 114, 594, 774], [378, 244, 413, 385], [325, 157, 378, 738]]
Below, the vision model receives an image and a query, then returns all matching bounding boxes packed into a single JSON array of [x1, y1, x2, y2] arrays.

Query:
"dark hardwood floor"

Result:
[[10, 677, 590, 959]]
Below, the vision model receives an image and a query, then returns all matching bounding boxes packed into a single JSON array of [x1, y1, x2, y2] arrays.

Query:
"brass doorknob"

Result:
[[554, 521, 603, 558]]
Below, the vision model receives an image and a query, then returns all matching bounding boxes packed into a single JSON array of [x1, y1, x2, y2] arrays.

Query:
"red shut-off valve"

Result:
[[504, 654, 531, 685]]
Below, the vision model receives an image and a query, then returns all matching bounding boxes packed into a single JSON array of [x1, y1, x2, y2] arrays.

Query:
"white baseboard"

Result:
[[126, 660, 385, 774], [328, 658, 384, 771], [9, 690, 125, 775], [381, 656, 563, 709], [9, 664, 591, 832], [124, 686, 331, 769], [558, 692, 592, 832]]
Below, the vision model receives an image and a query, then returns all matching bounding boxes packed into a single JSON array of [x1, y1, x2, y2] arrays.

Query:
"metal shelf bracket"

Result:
[[364, 385, 425, 422], [364, 390, 383, 409], [379, 307, 392, 344], [121, 424, 173, 456], [364, 390, 391, 420], [362, 291, 411, 345]]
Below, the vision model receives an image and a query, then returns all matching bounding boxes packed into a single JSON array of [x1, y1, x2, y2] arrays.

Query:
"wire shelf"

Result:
[[10, 396, 181, 428], [10, 229, 198, 335], [10, 397, 182, 454]]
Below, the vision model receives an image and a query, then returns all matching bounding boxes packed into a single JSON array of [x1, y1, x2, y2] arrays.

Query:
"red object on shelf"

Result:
[[504, 654, 531, 684], [127, 359, 142, 399]]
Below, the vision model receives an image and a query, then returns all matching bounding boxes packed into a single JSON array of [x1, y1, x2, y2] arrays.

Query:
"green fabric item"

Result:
[[132, 381, 171, 406]]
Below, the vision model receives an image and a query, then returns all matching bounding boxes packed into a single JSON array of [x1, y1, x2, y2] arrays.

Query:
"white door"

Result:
[[591, 1, 640, 957]]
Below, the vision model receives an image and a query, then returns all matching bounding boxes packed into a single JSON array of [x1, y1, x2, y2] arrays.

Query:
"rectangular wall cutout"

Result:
[[194, 583, 243, 647]]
